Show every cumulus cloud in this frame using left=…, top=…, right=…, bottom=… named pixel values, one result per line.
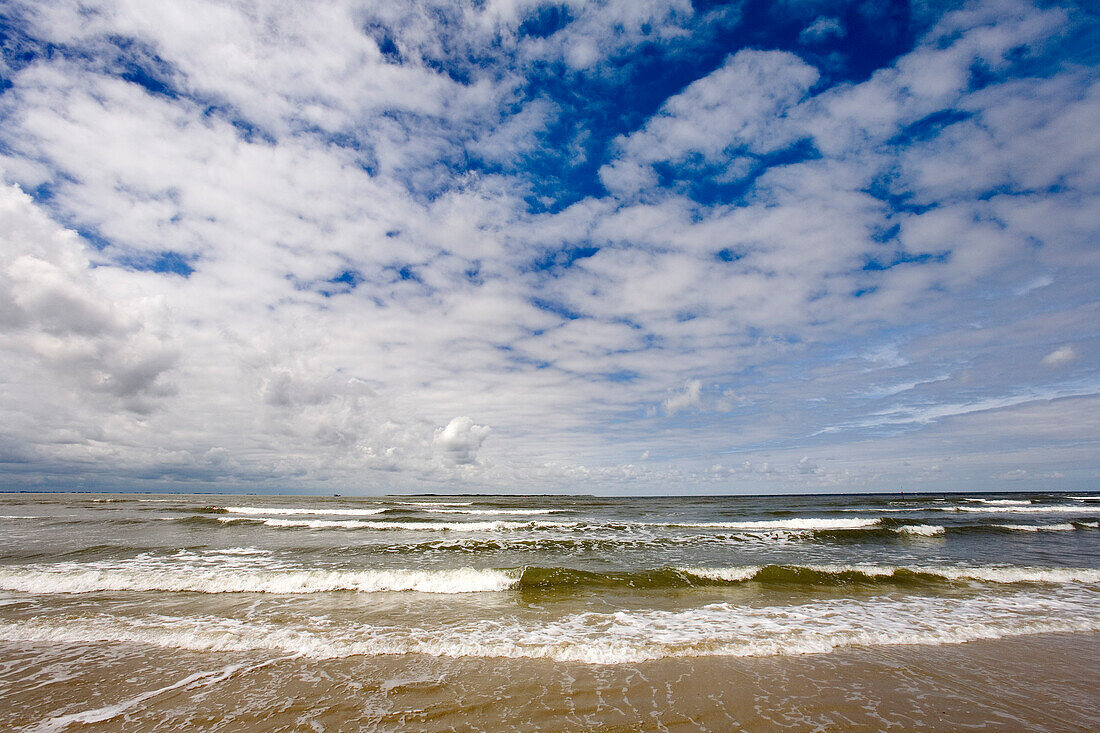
left=434, top=417, right=492, bottom=465
left=0, top=0, right=1096, bottom=493
left=0, top=184, right=177, bottom=411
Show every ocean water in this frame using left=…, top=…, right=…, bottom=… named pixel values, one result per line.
left=1, top=491, right=1098, bottom=730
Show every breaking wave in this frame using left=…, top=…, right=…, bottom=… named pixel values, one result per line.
left=417, top=508, right=564, bottom=515
left=213, top=517, right=581, bottom=531
left=951, top=505, right=1099, bottom=515
left=993, top=523, right=1078, bottom=532
left=658, top=518, right=881, bottom=531
left=3, top=590, right=1097, bottom=664
left=221, top=506, right=388, bottom=517
left=893, top=524, right=946, bottom=536
left=3, top=562, right=1096, bottom=595
left=0, top=565, right=518, bottom=594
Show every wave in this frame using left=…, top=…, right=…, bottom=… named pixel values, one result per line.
left=886, top=520, right=1093, bottom=535
left=191, top=514, right=880, bottom=533
left=0, top=565, right=518, bottom=594
left=217, top=517, right=380, bottom=529
left=3, top=562, right=1096, bottom=596
left=676, top=564, right=1100, bottom=586
left=950, top=506, right=1099, bottom=515
left=893, top=524, right=945, bottom=536
left=4, top=590, right=1097, bottom=664
left=396, top=501, right=474, bottom=507
left=660, top=518, right=881, bottom=531
left=963, top=498, right=1032, bottom=506
left=205, top=547, right=272, bottom=555
left=993, top=523, right=1078, bottom=532
left=222, top=506, right=388, bottom=517
left=418, top=508, right=564, bottom=515
left=843, top=504, right=1097, bottom=516
left=213, top=517, right=580, bottom=531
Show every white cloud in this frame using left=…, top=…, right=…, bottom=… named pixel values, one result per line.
left=664, top=379, right=703, bottom=414
left=1042, top=346, right=1077, bottom=367
left=0, top=0, right=1096, bottom=493
left=604, top=49, right=819, bottom=184
left=0, top=184, right=178, bottom=413
left=799, top=16, right=845, bottom=44
left=434, top=417, right=492, bottom=465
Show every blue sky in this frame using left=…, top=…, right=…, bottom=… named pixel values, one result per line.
left=0, top=0, right=1097, bottom=494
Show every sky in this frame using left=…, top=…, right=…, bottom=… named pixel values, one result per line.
left=0, top=0, right=1097, bottom=495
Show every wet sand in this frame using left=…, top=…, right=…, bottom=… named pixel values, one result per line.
left=3, top=632, right=1096, bottom=731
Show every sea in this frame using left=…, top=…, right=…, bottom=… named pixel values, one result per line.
left=1, top=491, right=1098, bottom=731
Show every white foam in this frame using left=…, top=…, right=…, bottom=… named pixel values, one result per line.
left=0, top=515, right=40, bottom=519
left=994, top=523, right=1078, bottom=532
left=665, top=518, right=881, bottom=531
left=217, top=517, right=378, bottom=529
left=951, top=505, right=1099, bottom=514
left=678, top=564, right=1100, bottom=585
left=396, top=501, right=473, bottom=507
left=205, top=547, right=271, bottom=555
left=6, top=589, right=1098, bottom=665
left=222, top=506, right=387, bottom=516
left=677, top=566, right=761, bottom=582
left=910, top=565, right=1100, bottom=584
left=217, top=517, right=579, bottom=531
left=963, top=498, right=1032, bottom=506
left=894, top=524, right=946, bottom=536
left=0, top=564, right=519, bottom=594
left=30, top=662, right=268, bottom=732
left=418, top=508, right=563, bottom=515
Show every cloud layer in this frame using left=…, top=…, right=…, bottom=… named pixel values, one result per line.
left=0, top=0, right=1097, bottom=493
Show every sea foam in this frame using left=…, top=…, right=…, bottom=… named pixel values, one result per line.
left=216, top=517, right=579, bottom=531
left=661, top=518, right=881, bottom=531
left=397, top=501, right=474, bottom=507
left=216, top=517, right=379, bottom=529
left=5, top=560, right=1096, bottom=595
left=952, top=505, right=1099, bottom=514
left=893, top=524, right=946, bottom=536
left=4, top=589, right=1097, bottom=664
left=418, top=508, right=563, bottom=515
left=676, top=564, right=1100, bottom=585
left=0, top=565, right=519, bottom=594
left=994, top=523, right=1078, bottom=532
left=222, top=506, right=388, bottom=516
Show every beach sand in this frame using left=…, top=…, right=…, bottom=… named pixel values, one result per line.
left=4, top=632, right=1096, bottom=731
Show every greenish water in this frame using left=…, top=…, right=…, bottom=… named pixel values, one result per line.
left=1, top=491, right=1098, bottom=729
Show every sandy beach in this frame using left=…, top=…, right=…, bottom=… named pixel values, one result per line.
left=4, top=632, right=1096, bottom=731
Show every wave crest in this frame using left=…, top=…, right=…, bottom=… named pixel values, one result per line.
left=5, top=590, right=1098, bottom=664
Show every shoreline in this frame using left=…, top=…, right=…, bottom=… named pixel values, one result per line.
left=4, top=632, right=1097, bottom=731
